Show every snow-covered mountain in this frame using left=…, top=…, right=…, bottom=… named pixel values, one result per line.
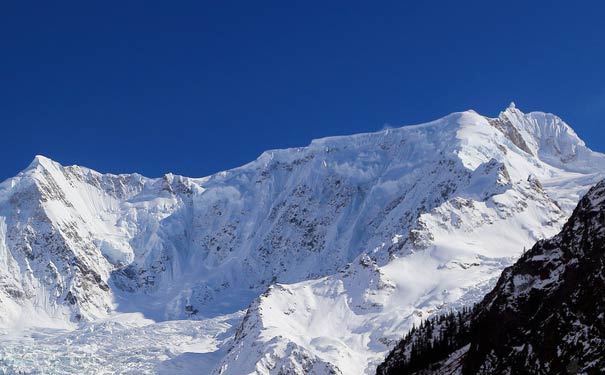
left=377, top=179, right=605, bottom=374
left=0, top=104, right=603, bottom=374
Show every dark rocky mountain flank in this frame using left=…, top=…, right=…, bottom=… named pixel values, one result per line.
left=377, top=180, right=605, bottom=375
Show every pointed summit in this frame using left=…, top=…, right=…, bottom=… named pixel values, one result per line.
left=29, top=154, right=53, bottom=167
left=502, top=101, right=522, bottom=116
left=25, top=155, right=60, bottom=173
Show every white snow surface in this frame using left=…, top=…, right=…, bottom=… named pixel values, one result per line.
left=0, top=104, right=604, bottom=374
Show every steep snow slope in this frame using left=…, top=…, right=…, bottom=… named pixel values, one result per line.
left=0, top=104, right=603, bottom=374
left=211, top=105, right=605, bottom=375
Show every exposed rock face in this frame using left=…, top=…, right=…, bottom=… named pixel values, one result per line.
left=487, top=109, right=534, bottom=156
left=377, top=180, right=605, bottom=375
left=465, top=179, right=605, bottom=374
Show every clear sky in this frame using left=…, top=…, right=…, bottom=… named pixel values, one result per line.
left=1, top=1, right=604, bottom=180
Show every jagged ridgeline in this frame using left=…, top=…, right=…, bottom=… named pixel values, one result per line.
left=377, top=180, right=605, bottom=375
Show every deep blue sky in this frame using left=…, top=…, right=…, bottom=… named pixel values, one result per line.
left=2, top=1, right=604, bottom=180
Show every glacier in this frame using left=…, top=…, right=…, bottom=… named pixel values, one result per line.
left=0, top=104, right=604, bottom=374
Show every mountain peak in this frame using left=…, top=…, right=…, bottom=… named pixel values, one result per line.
left=499, top=103, right=525, bottom=120
left=26, top=154, right=59, bottom=171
